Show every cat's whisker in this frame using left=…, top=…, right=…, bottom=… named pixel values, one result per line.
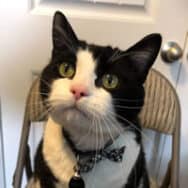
left=40, top=78, right=51, bottom=89
left=76, top=122, right=93, bottom=147
left=99, top=118, right=105, bottom=150
left=48, top=100, right=64, bottom=106
left=47, top=96, right=70, bottom=101
left=26, top=101, right=46, bottom=108
left=93, top=117, right=99, bottom=172
left=113, top=99, right=162, bottom=109
left=105, top=116, right=123, bottom=136
left=96, top=115, right=124, bottom=177
left=83, top=107, right=106, bottom=149
left=113, top=98, right=144, bottom=102
left=105, top=109, right=159, bottom=160
left=104, top=115, right=141, bottom=181
left=29, top=105, right=50, bottom=115
left=103, top=117, right=127, bottom=181
left=96, top=118, right=100, bottom=151
left=35, top=105, right=53, bottom=121
left=96, top=116, right=104, bottom=150
left=93, top=95, right=159, bottom=110
left=114, top=105, right=143, bottom=110
left=102, top=118, right=116, bottom=146
left=101, top=117, right=116, bottom=145
left=102, top=117, right=128, bottom=178
left=72, top=103, right=95, bottom=148
left=106, top=109, right=152, bottom=142
left=46, top=94, right=73, bottom=104
left=116, top=118, right=151, bottom=142
left=27, top=101, right=51, bottom=115
left=86, top=105, right=124, bottom=141
left=96, top=117, right=101, bottom=150
left=48, top=98, right=69, bottom=103
left=31, top=92, right=49, bottom=96
left=50, top=93, right=71, bottom=98
left=47, top=98, right=70, bottom=106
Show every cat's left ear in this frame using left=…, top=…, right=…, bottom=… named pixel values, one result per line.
left=125, top=33, right=162, bottom=81
left=52, top=11, right=79, bottom=52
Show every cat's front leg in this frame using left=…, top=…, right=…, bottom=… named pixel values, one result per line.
left=42, top=117, right=76, bottom=187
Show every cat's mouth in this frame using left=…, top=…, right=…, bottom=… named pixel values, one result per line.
left=49, top=100, right=94, bottom=122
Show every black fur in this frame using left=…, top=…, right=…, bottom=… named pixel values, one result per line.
left=32, top=11, right=162, bottom=188
left=34, top=142, right=57, bottom=188
left=125, top=146, right=150, bottom=188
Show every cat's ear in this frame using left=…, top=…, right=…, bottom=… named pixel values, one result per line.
left=125, top=34, right=162, bottom=81
left=52, top=11, right=78, bottom=52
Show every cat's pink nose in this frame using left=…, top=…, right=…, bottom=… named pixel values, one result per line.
left=70, top=85, right=88, bottom=100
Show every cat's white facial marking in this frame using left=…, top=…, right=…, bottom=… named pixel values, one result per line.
left=71, top=49, right=96, bottom=93
left=49, top=49, right=123, bottom=151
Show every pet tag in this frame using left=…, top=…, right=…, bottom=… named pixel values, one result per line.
left=69, top=165, right=85, bottom=188
left=69, top=175, right=85, bottom=188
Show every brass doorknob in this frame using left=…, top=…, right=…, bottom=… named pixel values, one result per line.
left=161, top=41, right=183, bottom=63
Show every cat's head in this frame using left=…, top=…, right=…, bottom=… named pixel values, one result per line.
left=40, top=11, right=162, bottom=150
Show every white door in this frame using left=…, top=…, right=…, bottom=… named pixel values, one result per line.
left=0, top=0, right=188, bottom=187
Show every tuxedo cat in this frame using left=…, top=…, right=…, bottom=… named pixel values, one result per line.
left=27, top=11, right=162, bottom=188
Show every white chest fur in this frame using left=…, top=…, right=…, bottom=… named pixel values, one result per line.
left=43, top=117, right=140, bottom=188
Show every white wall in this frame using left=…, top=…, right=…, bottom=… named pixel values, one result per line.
left=0, top=2, right=51, bottom=187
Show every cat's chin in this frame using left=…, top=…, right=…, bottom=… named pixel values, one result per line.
left=66, top=107, right=90, bottom=120
left=50, top=105, right=92, bottom=126
left=49, top=106, right=122, bottom=151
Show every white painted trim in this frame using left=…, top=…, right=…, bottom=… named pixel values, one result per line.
left=119, top=0, right=145, bottom=6
left=78, top=0, right=145, bottom=6
left=29, top=0, right=158, bottom=23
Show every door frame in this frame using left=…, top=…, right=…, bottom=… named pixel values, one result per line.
left=29, top=0, right=159, bottom=23
left=0, top=99, right=6, bottom=188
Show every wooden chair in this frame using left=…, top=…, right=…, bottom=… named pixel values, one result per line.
left=13, top=69, right=181, bottom=188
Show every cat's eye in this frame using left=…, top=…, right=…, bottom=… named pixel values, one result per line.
left=59, top=62, right=75, bottom=78
left=102, top=74, right=119, bottom=89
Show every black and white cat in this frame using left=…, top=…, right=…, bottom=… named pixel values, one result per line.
left=27, top=11, right=162, bottom=188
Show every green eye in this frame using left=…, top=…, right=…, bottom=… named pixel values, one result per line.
left=59, top=62, right=75, bottom=78
left=102, top=74, right=119, bottom=89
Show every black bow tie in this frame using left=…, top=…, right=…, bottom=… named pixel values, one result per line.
left=69, top=146, right=126, bottom=188
left=77, top=146, right=126, bottom=173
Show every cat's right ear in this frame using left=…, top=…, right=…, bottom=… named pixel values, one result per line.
left=52, top=11, right=78, bottom=52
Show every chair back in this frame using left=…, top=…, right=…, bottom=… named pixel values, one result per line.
left=13, top=68, right=181, bottom=188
